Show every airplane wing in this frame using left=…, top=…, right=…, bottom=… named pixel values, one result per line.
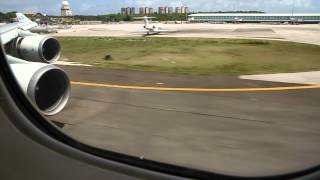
left=132, top=29, right=179, bottom=36
left=133, top=16, right=156, bottom=20
left=154, top=29, right=178, bottom=33
left=0, top=13, right=70, bottom=116
left=131, top=29, right=155, bottom=35
left=133, top=29, right=150, bottom=32
left=0, top=13, right=38, bottom=44
left=0, top=23, right=21, bottom=44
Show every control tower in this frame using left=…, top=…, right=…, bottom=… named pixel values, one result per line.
left=61, top=1, right=73, bottom=16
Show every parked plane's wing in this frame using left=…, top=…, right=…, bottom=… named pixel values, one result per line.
left=133, top=16, right=156, bottom=20
left=155, top=29, right=178, bottom=33
left=0, top=13, right=38, bottom=44
left=16, top=13, right=38, bottom=30
left=133, top=29, right=150, bottom=32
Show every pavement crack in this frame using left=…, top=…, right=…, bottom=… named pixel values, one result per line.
left=72, top=96, right=272, bottom=124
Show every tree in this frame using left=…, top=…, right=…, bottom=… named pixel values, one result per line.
left=0, top=11, right=17, bottom=22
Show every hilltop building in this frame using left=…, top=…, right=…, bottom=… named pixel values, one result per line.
left=61, top=0, right=72, bottom=16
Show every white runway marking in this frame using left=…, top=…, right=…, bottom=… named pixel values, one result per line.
left=54, top=61, right=92, bottom=67
left=240, top=71, right=320, bottom=85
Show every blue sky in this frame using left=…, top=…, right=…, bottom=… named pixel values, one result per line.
left=0, top=0, right=319, bottom=15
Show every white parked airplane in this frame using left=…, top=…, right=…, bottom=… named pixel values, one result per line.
left=16, top=13, right=58, bottom=34
left=0, top=13, right=70, bottom=116
left=136, top=16, right=177, bottom=35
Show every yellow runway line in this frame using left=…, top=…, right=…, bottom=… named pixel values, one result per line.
left=71, top=81, right=320, bottom=92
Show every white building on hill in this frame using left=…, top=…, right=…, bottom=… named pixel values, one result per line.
left=61, top=1, right=73, bottom=16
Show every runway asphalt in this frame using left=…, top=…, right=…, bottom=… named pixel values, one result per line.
left=55, top=23, right=320, bottom=45
left=50, top=65, right=320, bottom=177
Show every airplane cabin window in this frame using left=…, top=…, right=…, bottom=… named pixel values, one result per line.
left=1, top=0, right=320, bottom=179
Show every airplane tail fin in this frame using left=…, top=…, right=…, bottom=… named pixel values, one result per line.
left=16, top=13, right=33, bottom=23
left=133, top=16, right=155, bottom=28
left=16, top=13, right=38, bottom=30
left=143, top=17, right=150, bottom=27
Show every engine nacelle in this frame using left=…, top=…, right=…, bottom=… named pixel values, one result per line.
left=8, top=35, right=61, bottom=64
left=7, top=55, right=70, bottom=116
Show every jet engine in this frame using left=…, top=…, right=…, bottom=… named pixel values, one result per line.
left=7, top=35, right=61, bottom=64
left=7, top=55, right=70, bottom=116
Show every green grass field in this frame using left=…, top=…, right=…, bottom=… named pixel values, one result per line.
left=58, top=37, right=320, bottom=75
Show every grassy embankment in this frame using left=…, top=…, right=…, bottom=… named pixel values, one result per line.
left=58, top=37, right=320, bottom=75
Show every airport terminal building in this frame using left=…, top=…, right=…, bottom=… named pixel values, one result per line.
left=188, top=13, right=320, bottom=24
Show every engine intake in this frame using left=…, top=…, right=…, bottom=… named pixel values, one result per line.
left=28, top=65, right=70, bottom=115
left=8, top=55, right=70, bottom=116
left=9, top=35, right=61, bottom=64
